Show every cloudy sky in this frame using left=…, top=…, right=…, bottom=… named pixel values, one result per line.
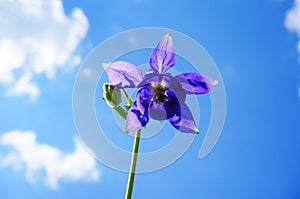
left=0, top=0, right=300, bottom=198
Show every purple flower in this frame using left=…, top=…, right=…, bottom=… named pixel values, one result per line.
left=103, top=34, right=217, bottom=134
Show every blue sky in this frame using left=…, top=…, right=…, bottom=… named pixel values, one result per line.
left=1, top=0, right=300, bottom=198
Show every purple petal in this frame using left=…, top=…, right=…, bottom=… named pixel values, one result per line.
left=125, top=102, right=149, bottom=133
left=138, top=73, right=186, bottom=105
left=175, top=73, right=218, bottom=94
left=149, top=102, right=167, bottom=121
left=149, top=34, right=176, bottom=74
left=103, top=61, right=143, bottom=88
left=169, top=104, right=199, bottom=134
left=149, top=89, right=180, bottom=120
left=137, top=71, right=158, bottom=87
left=136, top=86, right=152, bottom=114
left=161, top=73, right=186, bottom=105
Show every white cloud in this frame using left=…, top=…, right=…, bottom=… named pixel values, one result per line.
left=111, top=24, right=123, bottom=32
left=127, top=35, right=139, bottom=47
left=285, top=1, right=300, bottom=98
left=285, top=0, right=300, bottom=55
left=0, top=130, right=100, bottom=189
left=6, top=72, right=40, bottom=102
left=0, top=0, right=89, bottom=100
left=82, top=67, right=92, bottom=78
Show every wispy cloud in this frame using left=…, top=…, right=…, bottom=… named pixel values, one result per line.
left=127, top=35, right=139, bottom=47
left=0, top=0, right=89, bottom=101
left=285, top=0, right=300, bottom=56
left=5, top=72, right=40, bottom=102
left=285, top=0, right=300, bottom=98
left=0, top=130, right=100, bottom=189
left=111, top=24, right=123, bottom=33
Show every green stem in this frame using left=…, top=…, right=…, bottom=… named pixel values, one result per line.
left=113, top=106, right=127, bottom=120
left=125, top=129, right=141, bottom=199
left=122, top=89, right=133, bottom=106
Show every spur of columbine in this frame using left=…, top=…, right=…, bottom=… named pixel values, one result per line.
left=103, top=34, right=217, bottom=134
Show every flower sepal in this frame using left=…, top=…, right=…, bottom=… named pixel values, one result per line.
left=103, top=83, right=122, bottom=108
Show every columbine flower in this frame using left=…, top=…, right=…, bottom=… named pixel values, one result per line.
left=103, top=34, right=217, bottom=134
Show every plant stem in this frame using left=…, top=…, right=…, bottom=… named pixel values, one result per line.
left=122, top=89, right=133, bottom=106
left=125, top=129, right=141, bottom=199
left=113, top=106, right=127, bottom=120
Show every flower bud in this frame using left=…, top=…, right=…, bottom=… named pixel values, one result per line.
left=103, top=83, right=121, bottom=108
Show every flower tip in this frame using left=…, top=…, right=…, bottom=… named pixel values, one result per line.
left=195, top=128, right=200, bottom=134
left=124, top=128, right=130, bottom=134
left=102, top=63, right=108, bottom=68
left=213, top=80, right=218, bottom=86
left=164, top=33, right=173, bottom=42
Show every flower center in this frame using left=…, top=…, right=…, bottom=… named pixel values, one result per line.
left=152, top=84, right=167, bottom=104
